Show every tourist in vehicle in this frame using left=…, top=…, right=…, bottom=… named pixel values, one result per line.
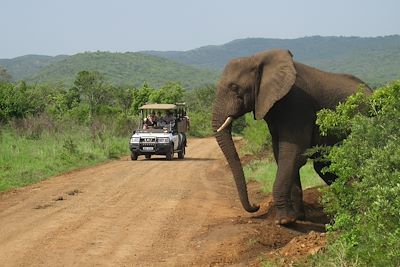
left=143, top=112, right=157, bottom=129
left=181, top=111, right=190, bottom=131
left=156, top=110, right=175, bottom=129
left=163, top=110, right=175, bottom=124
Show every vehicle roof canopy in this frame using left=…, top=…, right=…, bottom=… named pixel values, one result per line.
left=139, top=103, right=185, bottom=110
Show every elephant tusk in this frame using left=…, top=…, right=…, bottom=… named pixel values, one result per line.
left=217, top=117, right=234, bottom=132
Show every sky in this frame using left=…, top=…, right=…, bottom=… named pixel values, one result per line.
left=1, top=0, right=399, bottom=59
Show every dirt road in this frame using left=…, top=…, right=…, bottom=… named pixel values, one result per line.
left=0, top=138, right=328, bottom=266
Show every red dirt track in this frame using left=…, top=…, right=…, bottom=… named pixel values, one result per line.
left=0, top=138, right=328, bottom=266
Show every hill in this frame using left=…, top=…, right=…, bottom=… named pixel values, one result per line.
left=0, top=54, right=68, bottom=81
left=143, top=35, right=400, bottom=87
left=0, top=52, right=218, bottom=88
left=1, top=36, right=399, bottom=88
left=25, top=52, right=219, bottom=88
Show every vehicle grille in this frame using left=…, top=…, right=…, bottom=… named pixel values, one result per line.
left=140, top=137, right=156, bottom=146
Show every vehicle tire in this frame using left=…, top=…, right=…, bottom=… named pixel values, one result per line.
left=166, top=145, right=174, bottom=160
left=145, top=154, right=151, bottom=159
left=178, top=146, right=185, bottom=159
left=131, top=152, right=138, bottom=161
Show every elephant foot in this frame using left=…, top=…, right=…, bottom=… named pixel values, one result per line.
left=296, top=211, right=305, bottom=221
left=293, top=202, right=306, bottom=221
left=275, top=208, right=296, bottom=225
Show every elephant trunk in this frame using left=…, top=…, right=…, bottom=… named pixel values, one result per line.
left=212, top=105, right=260, bottom=213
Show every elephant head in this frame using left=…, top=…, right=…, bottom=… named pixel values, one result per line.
left=212, top=49, right=297, bottom=213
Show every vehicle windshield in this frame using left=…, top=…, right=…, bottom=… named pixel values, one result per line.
left=138, top=103, right=187, bottom=133
left=135, top=128, right=167, bottom=134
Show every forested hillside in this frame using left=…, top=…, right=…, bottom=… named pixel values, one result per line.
left=1, top=36, right=399, bottom=88
left=144, top=35, right=400, bottom=87
left=25, top=52, right=219, bottom=89
left=0, top=55, right=68, bottom=80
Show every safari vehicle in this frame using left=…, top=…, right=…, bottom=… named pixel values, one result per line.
left=129, top=103, right=189, bottom=160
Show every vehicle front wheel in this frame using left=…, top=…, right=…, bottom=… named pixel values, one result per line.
left=178, top=146, right=185, bottom=159
left=131, top=152, right=138, bottom=161
left=166, top=146, right=174, bottom=160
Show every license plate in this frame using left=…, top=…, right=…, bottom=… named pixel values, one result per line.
left=143, top=147, right=154, bottom=151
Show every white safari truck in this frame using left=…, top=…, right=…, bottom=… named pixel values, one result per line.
left=129, top=103, right=189, bottom=160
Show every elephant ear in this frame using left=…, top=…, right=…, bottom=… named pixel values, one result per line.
left=254, top=49, right=297, bottom=120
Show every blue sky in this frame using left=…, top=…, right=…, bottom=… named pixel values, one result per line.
left=1, top=0, right=399, bottom=58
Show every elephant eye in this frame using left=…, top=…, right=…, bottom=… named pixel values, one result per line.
left=230, top=83, right=239, bottom=92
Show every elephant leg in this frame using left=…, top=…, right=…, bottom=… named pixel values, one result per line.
left=271, top=123, right=303, bottom=219
left=291, top=171, right=305, bottom=220
left=271, top=124, right=311, bottom=225
left=273, top=149, right=307, bottom=225
left=313, top=161, right=337, bottom=185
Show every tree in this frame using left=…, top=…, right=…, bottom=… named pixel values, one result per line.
left=148, top=82, right=185, bottom=104
left=72, top=71, right=111, bottom=119
left=0, top=81, right=39, bottom=122
left=185, top=84, right=215, bottom=111
left=131, top=83, right=156, bottom=114
left=116, top=87, right=134, bottom=116
left=0, top=66, right=12, bottom=82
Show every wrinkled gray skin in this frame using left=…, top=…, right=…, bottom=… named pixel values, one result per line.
left=212, top=49, right=371, bottom=225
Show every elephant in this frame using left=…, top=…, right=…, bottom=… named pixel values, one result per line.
left=212, top=49, right=371, bottom=225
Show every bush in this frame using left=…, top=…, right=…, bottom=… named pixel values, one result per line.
left=313, top=81, right=400, bottom=266
left=242, top=113, right=272, bottom=155
left=0, top=123, right=128, bottom=192
left=188, top=111, right=213, bottom=137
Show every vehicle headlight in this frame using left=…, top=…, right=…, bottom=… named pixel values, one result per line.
left=130, top=137, right=140, bottom=143
left=157, top=137, right=169, bottom=143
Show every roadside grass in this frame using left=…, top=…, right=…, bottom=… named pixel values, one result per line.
left=0, top=127, right=128, bottom=192
left=244, top=159, right=325, bottom=194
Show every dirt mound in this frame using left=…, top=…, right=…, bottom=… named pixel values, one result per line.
left=267, top=231, right=326, bottom=266
left=190, top=184, right=329, bottom=266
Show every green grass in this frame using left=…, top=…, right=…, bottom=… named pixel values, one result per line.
left=244, top=159, right=325, bottom=194
left=0, top=127, right=128, bottom=192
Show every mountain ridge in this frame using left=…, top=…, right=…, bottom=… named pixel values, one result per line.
left=24, top=52, right=219, bottom=88
left=142, top=35, right=400, bottom=86
left=1, top=35, right=399, bottom=87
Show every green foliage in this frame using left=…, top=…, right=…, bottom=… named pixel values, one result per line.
left=188, top=111, right=212, bottom=137
left=73, top=70, right=117, bottom=119
left=145, top=35, right=400, bottom=87
left=185, top=85, right=215, bottom=111
left=313, top=81, right=400, bottom=266
left=0, top=66, right=12, bottom=82
left=0, top=125, right=128, bottom=192
left=130, top=82, right=186, bottom=115
left=4, top=36, right=400, bottom=90
left=241, top=113, right=272, bottom=155
left=131, top=83, right=155, bottom=113
left=148, top=82, right=185, bottom=104
left=0, top=55, right=67, bottom=81
left=0, top=81, right=47, bottom=122
left=23, top=52, right=219, bottom=89
left=316, top=86, right=371, bottom=138
left=185, top=85, right=216, bottom=137
left=115, top=86, right=134, bottom=115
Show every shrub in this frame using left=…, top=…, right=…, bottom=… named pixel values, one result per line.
left=314, top=81, right=400, bottom=266
left=242, top=113, right=272, bottom=155
left=188, top=111, right=213, bottom=137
